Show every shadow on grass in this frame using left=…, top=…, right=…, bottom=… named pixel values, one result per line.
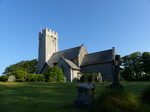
left=0, top=82, right=89, bottom=112
left=0, top=81, right=149, bottom=112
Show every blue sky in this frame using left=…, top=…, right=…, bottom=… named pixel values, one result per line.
left=0, top=0, right=150, bottom=75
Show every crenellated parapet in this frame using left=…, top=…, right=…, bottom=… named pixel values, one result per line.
left=39, top=28, right=58, bottom=39
left=38, top=27, right=58, bottom=73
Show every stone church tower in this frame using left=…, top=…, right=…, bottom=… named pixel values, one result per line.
left=38, top=28, right=58, bottom=73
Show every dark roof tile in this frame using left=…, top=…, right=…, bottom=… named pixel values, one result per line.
left=48, top=46, right=81, bottom=64
left=81, top=49, right=113, bottom=66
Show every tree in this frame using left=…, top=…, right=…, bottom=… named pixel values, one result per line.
left=141, top=52, right=150, bottom=76
left=129, top=52, right=142, bottom=79
left=44, top=66, right=64, bottom=82
left=121, top=52, right=142, bottom=80
left=121, top=55, right=134, bottom=80
left=3, top=59, right=38, bottom=75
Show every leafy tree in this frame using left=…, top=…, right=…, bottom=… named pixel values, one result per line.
left=3, top=59, right=38, bottom=75
left=23, top=59, right=38, bottom=74
left=121, top=52, right=142, bottom=80
left=129, top=52, right=142, bottom=79
left=141, top=52, right=150, bottom=76
left=44, top=66, right=64, bottom=82
left=121, top=55, right=134, bottom=80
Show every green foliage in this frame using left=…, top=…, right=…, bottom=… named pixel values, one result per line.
left=44, top=66, right=64, bottom=82
left=91, top=90, right=150, bottom=112
left=0, top=75, right=9, bottom=82
left=26, top=73, right=35, bottom=81
left=15, top=73, right=45, bottom=82
left=119, top=77, right=125, bottom=82
left=13, top=70, right=27, bottom=82
left=121, top=51, right=150, bottom=80
left=141, top=52, right=150, bottom=76
left=80, top=73, right=98, bottom=82
left=3, top=59, right=38, bottom=75
left=141, top=85, right=150, bottom=105
left=34, top=74, right=45, bottom=82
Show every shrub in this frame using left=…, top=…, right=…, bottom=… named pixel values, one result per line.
left=90, top=90, right=150, bottom=112
left=34, top=74, right=45, bottom=82
left=139, top=76, right=150, bottom=81
left=80, top=73, right=98, bottom=82
left=119, top=77, right=125, bottom=82
left=26, top=73, right=35, bottom=81
left=13, top=70, right=27, bottom=82
left=26, top=74, right=45, bottom=82
left=0, top=75, right=9, bottom=82
left=141, top=85, right=150, bottom=105
left=44, top=66, right=64, bottom=82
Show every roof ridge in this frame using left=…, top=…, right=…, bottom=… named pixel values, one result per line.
left=61, top=56, right=80, bottom=69
left=86, top=49, right=112, bottom=56
left=54, top=45, right=81, bottom=54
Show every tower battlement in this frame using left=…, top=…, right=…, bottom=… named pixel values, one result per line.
left=39, top=28, right=58, bottom=38
left=38, top=27, right=58, bottom=73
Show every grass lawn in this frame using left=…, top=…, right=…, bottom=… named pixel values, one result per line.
left=0, top=81, right=149, bottom=112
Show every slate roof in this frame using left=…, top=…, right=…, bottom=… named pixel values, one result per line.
left=48, top=46, right=81, bottom=64
left=62, top=56, right=80, bottom=70
left=81, top=49, right=113, bottom=66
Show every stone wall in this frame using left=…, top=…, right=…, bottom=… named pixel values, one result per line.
left=78, top=45, right=88, bottom=66
left=38, top=28, right=58, bottom=73
left=81, top=62, right=113, bottom=81
left=72, top=69, right=80, bottom=82
left=56, top=58, right=71, bottom=82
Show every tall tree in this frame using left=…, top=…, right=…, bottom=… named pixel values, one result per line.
left=129, top=52, right=142, bottom=79
left=121, top=52, right=142, bottom=80
left=121, top=55, right=134, bottom=80
left=141, top=52, right=150, bottom=76
left=3, top=59, right=38, bottom=75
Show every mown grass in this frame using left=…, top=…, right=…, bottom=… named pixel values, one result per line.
left=0, top=81, right=149, bottom=112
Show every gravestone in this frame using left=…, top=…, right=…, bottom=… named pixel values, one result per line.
left=63, top=77, right=66, bottom=82
left=97, top=72, right=102, bottom=83
left=92, top=74, right=95, bottom=83
left=83, top=74, right=88, bottom=83
left=74, top=83, right=95, bottom=109
left=8, top=75, right=16, bottom=82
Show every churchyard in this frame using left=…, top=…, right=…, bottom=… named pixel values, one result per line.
left=0, top=81, right=150, bottom=112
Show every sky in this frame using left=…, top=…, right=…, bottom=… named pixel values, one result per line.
left=0, top=0, right=150, bottom=75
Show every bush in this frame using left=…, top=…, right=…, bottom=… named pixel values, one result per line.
left=26, top=74, right=45, bottom=82
left=80, top=73, right=98, bottom=82
left=13, top=70, right=27, bottom=82
left=44, top=66, right=64, bottom=82
left=138, top=76, right=150, bottom=81
left=141, top=85, right=150, bottom=105
left=90, top=90, right=150, bottom=112
left=34, top=74, right=45, bottom=82
left=0, top=75, right=9, bottom=82
left=26, top=73, right=35, bottom=81
left=119, top=77, right=125, bottom=82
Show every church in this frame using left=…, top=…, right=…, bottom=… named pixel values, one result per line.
left=38, top=28, right=117, bottom=82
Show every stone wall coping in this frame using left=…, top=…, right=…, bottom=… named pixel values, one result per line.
left=76, top=83, right=94, bottom=89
